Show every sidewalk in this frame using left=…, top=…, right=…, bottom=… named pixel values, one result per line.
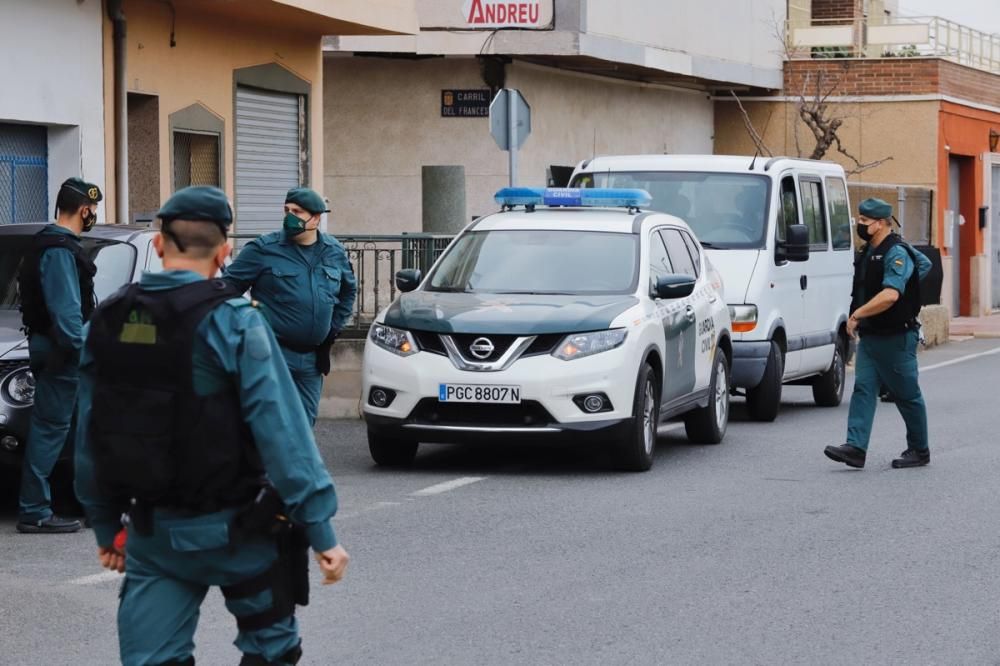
left=950, top=313, right=1000, bottom=339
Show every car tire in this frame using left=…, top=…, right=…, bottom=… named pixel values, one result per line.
left=615, top=363, right=659, bottom=472
left=746, top=340, right=783, bottom=422
left=812, top=336, right=846, bottom=407
left=684, top=349, right=730, bottom=444
left=368, top=429, right=418, bottom=467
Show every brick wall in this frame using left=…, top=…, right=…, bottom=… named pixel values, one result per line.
left=811, top=0, right=859, bottom=23
left=783, top=59, right=1000, bottom=109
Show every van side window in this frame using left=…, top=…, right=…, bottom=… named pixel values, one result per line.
left=649, top=231, right=673, bottom=285
left=825, top=177, right=853, bottom=250
left=660, top=229, right=697, bottom=278
left=680, top=231, right=701, bottom=278
left=799, top=179, right=829, bottom=248
left=777, top=176, right=799, bottom=242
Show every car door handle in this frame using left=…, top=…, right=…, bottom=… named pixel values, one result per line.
left=800, top=275, right=808, bottom=290
left=685, top=305, right=696, bottom=322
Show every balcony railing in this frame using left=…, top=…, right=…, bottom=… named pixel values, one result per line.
left=786, top=15, right=1000, bottom=74
left=230, top=233, right=454, bottom=336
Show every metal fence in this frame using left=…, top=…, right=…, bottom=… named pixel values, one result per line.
left=847, top=184, right=933, bottom=245
left=230, top=233, right=454, bottom=336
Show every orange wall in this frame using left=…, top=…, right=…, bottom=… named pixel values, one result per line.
left=937, top=101, right=999, bottom=315
left=102, top=0, right=324, bottom=223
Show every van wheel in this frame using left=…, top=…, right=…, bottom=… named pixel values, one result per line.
left=368, top=429, right=418, bottom=467
left=812, top=337, right=846, bottom=407
left=746, top=340, right=783, bottom=422
left=684, top=349, right=730, bottom=444
left=615, top=364, right=659, bottom=472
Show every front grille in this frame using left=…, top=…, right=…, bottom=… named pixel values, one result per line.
left=408, top=398, right=554, bottom=427
left=523, top=333, right=563, bottom=357
left=450, top=334, right=517, bottom=363
left=412, top=330, right=446, bottom=355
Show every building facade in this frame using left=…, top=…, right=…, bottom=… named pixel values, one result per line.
left=715, top=0, right=1000, bottom=317
left=100, top=0, right=418, bottom=232
left=324, top=0, right=785, bottom=234
left=0, top=0, right=106, bottom=224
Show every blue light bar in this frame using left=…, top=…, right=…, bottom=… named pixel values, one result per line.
left=494, top=187, right=653, bottom=210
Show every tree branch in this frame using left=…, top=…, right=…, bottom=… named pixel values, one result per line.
left=835, top=135, right=893, bottom=175
left=730, top=91, right=773, bottom=157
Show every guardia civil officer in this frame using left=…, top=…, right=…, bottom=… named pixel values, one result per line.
left=824, top=198, right=933, bottom=469
left=15, top=178, right=102, bottom=534
left=224, top=187, right=357, bottom=425
left=74, top=187, right=349, bottom=665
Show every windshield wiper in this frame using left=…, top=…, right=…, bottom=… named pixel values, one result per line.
left=427, top=286, right=471, bottom=293
left=698, top=241, right=719, bottom=248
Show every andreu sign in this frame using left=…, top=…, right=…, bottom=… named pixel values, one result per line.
left=455, top=0, right=553, bottom=29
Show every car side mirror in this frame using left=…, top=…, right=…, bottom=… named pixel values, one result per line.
left=395, top=268, right=422, bottom=293
left=778, top=223, right=810, bottom=263
left=654, top=274, right=696, bottom=300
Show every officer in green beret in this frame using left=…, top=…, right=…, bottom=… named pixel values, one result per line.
left=74, top=186, right=349, bottom=665
left=223, top=187, right=357, bottom=425
left=825, top=198, right=933, bottom=469
left=16, top=177, right=102, bottom=534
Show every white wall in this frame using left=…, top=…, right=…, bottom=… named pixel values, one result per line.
left=0, top=0, right=106, bottom=222
left=324, top=57, right=713, bottom=234
left=582, top=0, right=786, bottom=76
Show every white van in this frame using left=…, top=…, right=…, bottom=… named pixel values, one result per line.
left=570, top=155, right=854, bottom=421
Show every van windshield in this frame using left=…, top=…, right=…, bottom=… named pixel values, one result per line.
left=572, top=171, right=771, bottom=249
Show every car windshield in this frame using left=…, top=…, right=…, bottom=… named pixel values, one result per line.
left=572, top=171, right=771, bottom=249
left=427, top=229, right=639, bottom=295
left=0, top=234, right=137, bottom=309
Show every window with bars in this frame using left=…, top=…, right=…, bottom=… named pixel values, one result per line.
left=0, top=123, right=48, bottom=225
left=173, top=131, right=220, bottom=190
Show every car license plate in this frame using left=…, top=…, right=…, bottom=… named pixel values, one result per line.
left=438, top=383, right=521, bottom=404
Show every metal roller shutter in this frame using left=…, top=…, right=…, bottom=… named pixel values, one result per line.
left=234, top=87, right=301, bottom=237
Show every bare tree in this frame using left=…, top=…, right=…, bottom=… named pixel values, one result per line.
left=731, top=12, right=892, bottom=176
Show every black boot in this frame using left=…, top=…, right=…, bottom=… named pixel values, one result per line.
left=824, top=444, right=866, bottom=468
left=891, top=448, right=930, bottom=468
left=16, top=515, right=82, bottom=534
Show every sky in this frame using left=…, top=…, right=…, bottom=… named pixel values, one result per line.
left=897, top=0, right=1000, bottom=35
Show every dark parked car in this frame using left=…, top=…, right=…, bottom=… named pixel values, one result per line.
left=0, top=223, right=163, bottom=469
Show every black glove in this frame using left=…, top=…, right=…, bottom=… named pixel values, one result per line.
left=315, top=329, right=340, bottom=375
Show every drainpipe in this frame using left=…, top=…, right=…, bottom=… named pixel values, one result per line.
left=108, top=0, right=128, bottom=224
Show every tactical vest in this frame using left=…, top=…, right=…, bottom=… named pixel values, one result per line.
left=18, top=231, right=97, bottom=337
left=858, top=234, right=922, bottom=336
left=87, top=279, right=264, bottom=511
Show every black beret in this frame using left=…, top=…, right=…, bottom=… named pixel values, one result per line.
left=60, top=177, right=103, bottom=204
left=157, top=186, right=233, bottom=227
left=285, top=187, right=329, bottom=214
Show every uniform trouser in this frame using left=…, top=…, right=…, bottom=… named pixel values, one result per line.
left=846, top=329, right=929, bottom=452
left=19, top=338, right=79, bottom=523
left=278, top=346, right=323, bottom=426
left=118, top=509, right=300, bottom=666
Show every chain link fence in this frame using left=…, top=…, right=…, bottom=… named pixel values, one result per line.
left=173, top=131, right=221, bottom=189
left=847, top=183, right=933, bottom=245
left=0, top=123, right=48, bottom=225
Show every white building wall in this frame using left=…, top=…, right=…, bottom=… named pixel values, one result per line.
left=0, top=0, right=106, bottom=222
left=324, top=57, right=712, bottom=235
left=582, top=0, right=786, bottom=76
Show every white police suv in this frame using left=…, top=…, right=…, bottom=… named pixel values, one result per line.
left=362, top=188, right=733, bottom=471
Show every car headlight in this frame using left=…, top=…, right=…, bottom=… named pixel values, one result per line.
left=4, top=368, right=35, bottom=405
left=553, top=329, right=628, bottom=361
left=728, top=304, right=758, bottom=333
left=369, top=323, right=418, bottom=357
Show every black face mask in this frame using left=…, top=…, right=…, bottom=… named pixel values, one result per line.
left=82, top=211, right=96, bottom=233
left=857, top=223, right=871, bottom=242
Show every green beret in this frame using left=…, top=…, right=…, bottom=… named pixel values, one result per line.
left=285, top=187, right=329, bottom=214
left=60, top=177, right=103, bottom=204
left=858, top=198, right=892, bottom=220
left=157, top=186, right=233, bottom=227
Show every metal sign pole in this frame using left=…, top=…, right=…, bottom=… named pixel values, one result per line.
left=508, top=91, right=518, bottom=187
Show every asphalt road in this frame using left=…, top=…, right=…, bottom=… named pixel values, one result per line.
left=2, top=338, right=1000, bottom=665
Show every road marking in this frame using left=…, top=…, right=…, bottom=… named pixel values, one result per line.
left=921, top=345, right=1000, bottom=373
left=68, top=571, right=122, bottom=586
left=411, top=477, right=486, bottom=497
